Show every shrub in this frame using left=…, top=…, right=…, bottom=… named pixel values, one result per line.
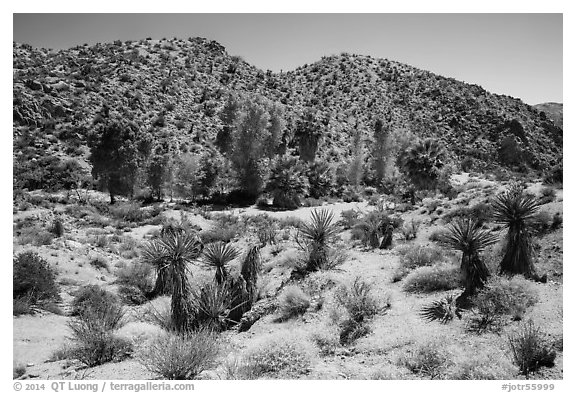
left=116, top=261, right=154, bottom=294
left=89, top=255, right=110, bottom=271
left=475, top=276, right=538, bottom=319
left=508, top=320, right=556, bottom=376
left=310, top=328, right=340, bottom=356
left=449, top=350, right=516, bottom=379
left=51, top=218, right=64, bottom=237
left=138, top=330, right=220, bottom=380
left=339, top=209, right=360, bottom=229
left=278, top=285, right=310, bottom=320
left=394, top=244, right=449, bottom=280
left=403, top=263, right=461, bottom=293
left=240, top=336, right=312, bottom=378
left=442, top=202, right=492, bottom=226
left=401, top=219, right=420, bottom=240
left=13, top=251, right=60, bottom=306
left=469, top=276, right=539, bottom=332
left=334, top=277, right=384, bottom=323
left=401, top=340, right=453, bottom=379
left=17, top=227, right=54, bottom=246
left=13, top=363, right=26, bottom=379
left=339, top=319, right=372, bottom=345
left=71, top=285, right=121, bottom=320
left=199, top=228, right=238, bottom=244
left=67, top=303, right=131, bottom=367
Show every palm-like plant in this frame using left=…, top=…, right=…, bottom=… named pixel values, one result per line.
left=141, top=240, right=172, bottom=298
left=420, top=294, right=463, bottom=324
left=397, top=138, right=446, bottom=190
left=297, top=209, right=340, bottom=271
left=142, top=231, right=203, bottom=334
left=492, top=185, right=540, bottom=278
left=200, top=242, right=240, bottom=285
left=442, top=218, right=498, bottom=299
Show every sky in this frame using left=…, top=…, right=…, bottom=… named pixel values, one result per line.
left=13, top=13, right=562, bottom=105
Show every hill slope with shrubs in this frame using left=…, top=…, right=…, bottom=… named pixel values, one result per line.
left=13, top=37, right=562, bottom=197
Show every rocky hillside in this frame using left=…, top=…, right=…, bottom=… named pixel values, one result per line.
left=13, top=37, right=563, bottom=185
left=533, top=102, right=563, bottom=129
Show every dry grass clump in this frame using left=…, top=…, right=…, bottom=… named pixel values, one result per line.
left=508, top=320, right=557, bottom=377
left=67, top=300, right=131, bottom=367
left=400, top=339, right=454, bottom=379
left=138, top=329, right=220, bottom=380
left=277, top=285, right=311, bottom=320
left=235, top=334, right=313, bottom=379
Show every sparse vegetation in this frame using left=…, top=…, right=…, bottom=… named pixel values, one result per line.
left=138, top=330, right=220, bottom=380
left=508, top=320, right=556, bottom=376
left=278, top=285, right=311, bottom=320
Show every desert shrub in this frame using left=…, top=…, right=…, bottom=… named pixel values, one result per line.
left=540, top=186, right=556, bottom=203
left=401, top=340, right=453, bottom=379
left=551, top=212, right=562, bottom=230
left=339, top=319, right=372, bottom=345
left=13, top=251, right=60, bottom=307
left=278, top=285, right=311, bottom=320
left=339, top=209, right=360, bottom=229
left=508, top=320, right=556, bottom=376
left=449, top=350, right=516, bottom=379
left=352, top=210, right=399, bottom=249
left=543, top=163, right=562, bottom=185
left=139, top=296, right=173, bottom=331
left=116, top=261, right=154, bottom=294
left=13, top=363, right=26, bottom=379
left=198, top=228, right=238, bottom=244
left=442, top=202, right=492, bottom=225
left=51, top=218, right=64, bottom=237
left=394, top=244, right=449, bottom=281
left=277, top=216, right=302, bottom=230
left=13, top=297, right=34, bottom=316
left=138, top=330, right=220, bottom=380
left=310, top=328, right=340, bottom=356
left=89, top=255, right=110, bottom=271
left=469, top=276, right=538, bottom=332
left=428, top=228, right=446, bottom=243
left=17, top=227, right=54, bottom=246
left=401, top=219, right=420, bottom=240
left=70, top=285, right=121, bottom=319
left=334, top=277, right=384, bottom=324
left=403, top=263, right=461, bottom=293
left=108, top=202, right=147, bottom=223
left=240, top=336, right=312, bottom=378
left=67, top=303, right=131, bottom=367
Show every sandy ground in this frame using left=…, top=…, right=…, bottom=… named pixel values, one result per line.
left=13, top=177, right=563, bottom=380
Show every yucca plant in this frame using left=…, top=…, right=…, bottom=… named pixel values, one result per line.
left=200, top=242, right=240, bottom=286
left=143, top=231, right=203, bottom=334
left=189, top=282, right=234, bottom=332
left=442, top=218, right=498, bottom=299
left=492, top=185, right=541, bottom=278
left=141, top=240, right=172, bottom=298
left=241, top=245, right=262, bottom=305
left=420, top=294, right=462, bottom=324
left=296, top=209, right=340, bottom=271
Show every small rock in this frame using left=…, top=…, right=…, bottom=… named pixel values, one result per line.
left=26, top=363, right=34, bottom=367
